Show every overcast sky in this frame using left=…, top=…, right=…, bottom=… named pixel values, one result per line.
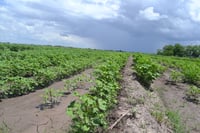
left=0, top=0, right=200, bottom=52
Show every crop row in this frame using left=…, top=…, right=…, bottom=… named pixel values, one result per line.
left=0, top=44, right=125, bottom=98
left=67, top=53, right=129, bottom=132
left=150, top=55, right=200, bottom=86
left=133, top=54, right=165, bottom=88
left=136, top=54, right=200, bottom=104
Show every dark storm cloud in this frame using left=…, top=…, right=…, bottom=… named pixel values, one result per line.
left=0, top=0, right=200, bottom=52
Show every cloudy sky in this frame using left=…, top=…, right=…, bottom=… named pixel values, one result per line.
left=0, top=0, right=200, bottom=52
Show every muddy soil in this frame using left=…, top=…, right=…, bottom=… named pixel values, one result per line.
left=108, top=56, right=170, bottom=133
left=152, top=71, right=200, bottom=133
left=0, top=69, right=93, bottom=133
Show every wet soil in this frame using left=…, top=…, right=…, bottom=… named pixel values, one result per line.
left=0, top=69, right=93, bottom=133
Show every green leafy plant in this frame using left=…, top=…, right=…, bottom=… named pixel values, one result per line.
left=148, top=54, right=200, bottom=86
left=67, top=92, right=107, bottom=133
left=67, top=54, right=129, bottom=132
left=186, top=86, right=200, bottom=104
left=170, top=70, right=183, bottom=84
left=41, top=88, right=62, bottom=108
left=133, top=54, right=163, bottom=88
left=1, top=43, right=130, bottom=98
left=182, top=64, right=200, bottom=85
left=3, top=77, right=37, bottom=96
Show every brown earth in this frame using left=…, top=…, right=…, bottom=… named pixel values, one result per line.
left=108, top=56, right=170, bottom=133
left=0, top=69, right=93, bottom=133
left=152, top=71, right=200, bottom=133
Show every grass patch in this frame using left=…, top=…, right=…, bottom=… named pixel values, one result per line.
left=0, top=122, right=10, bottom=133
left=166, top=110, right=186, bottom=133
left=151, top=111, right=165, bottom=125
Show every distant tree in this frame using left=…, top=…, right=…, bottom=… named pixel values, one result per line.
left=191, top=45, right=200, bottom=57
left=157, top=49, right=163, bottom=55
left=157, top=44, right=200, bottom=57
left=185, top=45, right=193, bottom=57
left=173, top=43, right=185, bottom=57
left=162, top=45, right=174, bottom=56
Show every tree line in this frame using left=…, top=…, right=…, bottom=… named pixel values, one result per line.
left=157, top=44, right=200, bottom=57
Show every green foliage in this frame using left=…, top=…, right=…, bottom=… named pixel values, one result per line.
left=64, top=74, right=91, bottom=92
left=158, top=43, right=200, bottom=57
left=159, top=44, right=174, bottom=56
left=67, top=54, right=129, bottom=132
left=3, top=77, right=37, bottom=96
left=150, top=54, right=200, bottom=86
left=150, top=103, right=167, bottom=125
left=0, top=43, right=129, bottom=98
left=133, top=54, right=163, bottom=88
left=0, top=121, right=10, bottom=133
left=186, top=86, right=200, bottom=104
left=41, top=88, right=62, bottom=107
left=166, top=110, right=186, bottom=133
left=67, top=94, right=107, bottom=133
left=170, top=70, right=183, bottom=83
left=173, top=43, right=185, bottom=57
left=34, top=69, right=57, bottom=87
left=182, top=64, right=200, bottom=85
left=151, top=111, right=165, bottom=125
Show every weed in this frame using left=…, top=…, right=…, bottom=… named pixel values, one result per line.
left=0, top=121, right=10, bottom=133
left=131, top=108, right=137, bottom=118
left=41, top=88, right=62, bottom=108
left=151, top=111, right=165, bottom=125
left=186, top=86, right=200, bottom=104
left=136, top=97, right=145, bottom=105
left=127, top=96, right=137, bottom=106
left=170, top=70, right=183, bottom=84
left=166, top=110, right=186, bottom=133
left=150, top=103, right=168, bottom=125
left=140, top=122, right=146, bottom=129
left=64, top=74, right=92, bottom=93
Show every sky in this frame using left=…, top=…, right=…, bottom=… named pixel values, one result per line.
left=0, top=0, right=200, bottom=53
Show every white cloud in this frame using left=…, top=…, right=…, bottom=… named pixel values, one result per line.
left=188, top=0, right=200, bottom=22
left=0, top=25, right=7, bottom=30
left=0, top=6, right=7, bottom=12
left=1, top=0, right=105, bottom=48
left=4, top=0, right=121, bottom=20
left=139, top=6, right=167, bottom=21
left=62, top=34, right=99, bottom=48
left=59, top=0, right=121, bottom=20
left=36, top=32, right=98, bottom=49
left=1, top=0, right=200, bottom=52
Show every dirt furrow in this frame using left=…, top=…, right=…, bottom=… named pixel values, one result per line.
left=108, top=56, right=170, bottom=133
left=152, top=71, right=200, bottom=133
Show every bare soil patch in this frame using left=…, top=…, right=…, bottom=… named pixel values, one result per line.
left=0, top=69, right=93, bottom=133
left=108, top=56, right=170, bottom=133
left=152, top=71, right=200, bottom=133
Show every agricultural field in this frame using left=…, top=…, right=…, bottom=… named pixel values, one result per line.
left=0, top=43, right=200, bottom=133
